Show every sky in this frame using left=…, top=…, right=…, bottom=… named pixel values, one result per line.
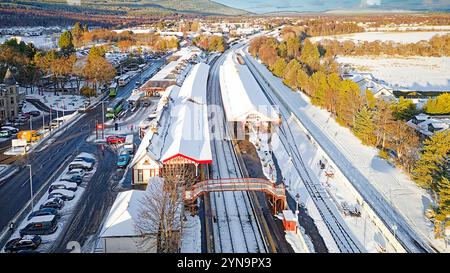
left=212, top=0, right=450, bottom=14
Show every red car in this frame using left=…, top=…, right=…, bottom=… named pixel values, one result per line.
left=106, top=135, right=126, bottom=144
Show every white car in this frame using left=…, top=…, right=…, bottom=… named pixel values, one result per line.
left=68, top=160, right=93, bottom=171
left=48, top=189, right=75, bottom=201
left=49, top=181, right=77, bottom=193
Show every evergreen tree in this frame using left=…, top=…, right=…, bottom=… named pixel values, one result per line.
left=309, top=71, right=328, bottom=107
left=424, top=93, right=450, bottom=115
left=299, top=39, right=320, bottom=72
left=392, top=97, right=417, bottom=120
left=271, top=57, right=287, bottom=78
left=365, top=89, right=376, bottom=109
left=296, top=68, right=310, bottom=95
left=58, top=30, right=74, bottom=56
left=353, top=106, right=376, bottom=145
left=283, top=59, right=301, bottom=90
left=414, top=130, right=450, bottom=190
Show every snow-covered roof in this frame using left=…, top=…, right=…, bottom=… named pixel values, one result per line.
left=220, top=52, right=279, bottom=122
left=160, top=63, right=212, bottom=164
left=148, top=47, right=199, bottom=82
left=99, top=190, right=146, bottom=238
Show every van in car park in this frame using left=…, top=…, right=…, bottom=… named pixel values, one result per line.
left=49, top=181, right=77, bottom=193
left=19, top=215, right=58, bottom=236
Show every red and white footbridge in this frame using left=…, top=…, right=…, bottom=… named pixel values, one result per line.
left=184, top=178, right=287, bottom=214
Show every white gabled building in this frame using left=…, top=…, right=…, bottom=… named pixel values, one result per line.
left=131, top=63, right=212, bottom=188
left=219, top=52, right=280, bottom=140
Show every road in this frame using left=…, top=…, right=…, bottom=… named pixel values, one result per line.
left=0, top=59, right=165, bottom=250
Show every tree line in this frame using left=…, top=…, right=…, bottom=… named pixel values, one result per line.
left=250, top=33, right=450, bottom=236
left=319, top=34, right=450, bottom=57
left=192, top=35, right=226, bottom=53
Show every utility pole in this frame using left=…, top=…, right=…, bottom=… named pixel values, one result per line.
left=29, top=116, right=33, bottom=143
left=102, top=101, right=105, bottom=139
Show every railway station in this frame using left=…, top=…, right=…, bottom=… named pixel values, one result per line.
left=131, top=62, right=212, bottom=189
left=139, top=47, right=200, bottom=97
left=219, top=52, right=280, bottom=141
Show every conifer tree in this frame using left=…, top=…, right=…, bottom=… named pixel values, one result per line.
left=353, top=106, right=376, bottom=145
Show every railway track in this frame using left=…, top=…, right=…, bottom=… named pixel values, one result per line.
left=206, top=52, right=266, bottom=253
left=242, top=49, right=434, bottom=253
left=240, top=49, right=363, bottom=253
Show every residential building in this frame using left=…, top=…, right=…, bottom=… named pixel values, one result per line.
left=0, top=69, right=19, bottom=125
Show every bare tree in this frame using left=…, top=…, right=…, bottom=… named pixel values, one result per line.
left=135, top=164, right=196, bottom=253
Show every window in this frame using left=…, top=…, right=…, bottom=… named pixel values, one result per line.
left=11, top=110, right=14, bottom=117
left=10, top=97, right=14, bottom=104
left=137, top=169, right=143, bottom=182
left=0, top=99, right=4, bottom=107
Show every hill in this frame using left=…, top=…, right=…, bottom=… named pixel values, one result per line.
left=2, top=0, right=250, bottom=16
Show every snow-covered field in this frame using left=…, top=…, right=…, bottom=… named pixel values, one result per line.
left=27, top=93, right=87, bottom=112
left=338, top=56, right=450, bottom=91
left=311, top=31, right=450, bottom=44
left=0, top=35, right=58, bottom=50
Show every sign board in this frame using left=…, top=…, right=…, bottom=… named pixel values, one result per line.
left=12, top=139, right=27, bottom=147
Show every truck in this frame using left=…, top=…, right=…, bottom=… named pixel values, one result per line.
left=17, top=130, right=43, bottom=143
left=124, top=135, right=134, bottom=154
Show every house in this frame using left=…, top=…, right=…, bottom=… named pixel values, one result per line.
left=0, top=68, right=19, bottom=125
left=407, top=113, right=450, bottom=137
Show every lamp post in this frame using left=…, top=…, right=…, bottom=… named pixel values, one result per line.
left=101, top=101, right=105, bottom=139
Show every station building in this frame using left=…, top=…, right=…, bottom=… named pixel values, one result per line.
left=219, top=53, right=280, bottom=141
left=130, top=62, right=212, bottom=189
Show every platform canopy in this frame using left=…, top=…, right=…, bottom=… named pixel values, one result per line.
left=160, top=63, right=212, bottom=165
left=219, top=52, right=279, bottom=123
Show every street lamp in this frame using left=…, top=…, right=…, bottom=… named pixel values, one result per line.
left=26, top=164, right=34, bottom=213
left=101, top=101, right=105, bottom=139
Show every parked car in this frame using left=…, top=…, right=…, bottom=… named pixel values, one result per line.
left=40, top=197, right=64, bottom=210
left=27, top=208, right=59, bottom=221
left=60, top=174, right=83, bottom=185
left=48, top=189, right=75, bottom=201
left=1, top=126, right=19, bottom=134
left=66, top=168, right=86, bottom=177
left=24, top=111, right=41, bottom=117
left=4, top=235, right=42, bottom=253
left=68, top=161, right=93, bottom=171
left=0, top=130, right=11, bottom=138
left=73, top=156, right=95, bottom=164
left=19, top=215, right=58, bottom=236
left=48, top=181, right=77, bottom=193
left=117, top=153, right=131, bottom=169
left=106, top=135, right=126, bottom=145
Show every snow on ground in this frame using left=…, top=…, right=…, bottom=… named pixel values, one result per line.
left=21, top=101, right=42, bottom=114
left=311, top=31, right=450, bottom=44
left=0, top=35, right=58, bottom=50
left=337, top=56, right=450, bottom=91
left=3, top=153, right=96, bottom=253
left=365, top=25, right=450, bottom=32
left=180, top=214, right=202, bottom=253
left=27, top=93, right=87, bottom=112
left=285, top=231, right=309, bottom=253
left=245, top=50, right=447, bottom=252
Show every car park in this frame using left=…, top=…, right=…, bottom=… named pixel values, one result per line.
left=40, top=197, right=64, bottom=210
left=4, top=235, right=42, bottom=253
left=27, top=208, right=59, bottom=221
left=48, top=189, right=75, bottom=201
left=49, top=181, right=77, bottom=193
left=20, top=215, right=58, bottom=236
